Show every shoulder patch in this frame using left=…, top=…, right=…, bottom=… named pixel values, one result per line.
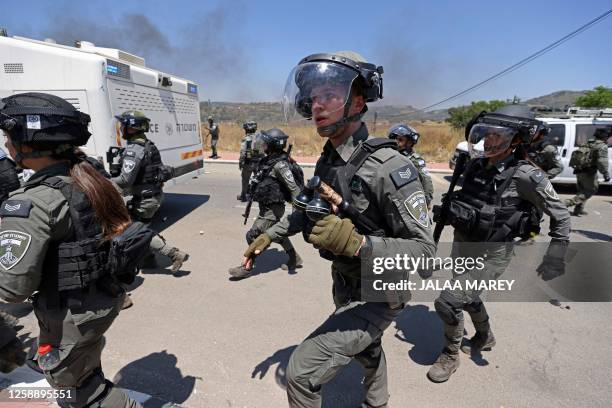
left=390, top=163, right=417, bottom=189
left=543, top=180, right=559, bottom=200
left=529, top=169, right=546, bottom=184
left=0, top=230, right=32, bottom=270
left=403, top=191, right=429, bottom=228
left=126, top=150, right=136, bottom=157
left=282, top=169, right=295, bottom=184
left=0, top=200, right=33, bottom=218
left=122, top=158, right=136, bottom=173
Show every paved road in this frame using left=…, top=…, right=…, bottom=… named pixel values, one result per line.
left=2, top=162, right=611, bottom=407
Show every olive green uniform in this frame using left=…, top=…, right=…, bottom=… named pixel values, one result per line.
left=529, top=143, right=564, bottom=179
left=247, top=159, right=301, bottom=253
left=432, top=156, right=570, bottom=379
left=208, top=122, right=220, bottom=157
left=111, top=136, right=175, bottom=260
left=0, top=163, right=141, bottom=407
left=402, top=149, right=434, bottom=206
left=566, top=139, right=610, bottom=213
left=266, top=124, right=435, bottom=408
left=239, top=132, right=262, bottom=200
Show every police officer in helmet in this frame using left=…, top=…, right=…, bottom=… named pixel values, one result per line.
left=207, top=116, right=220, bottom=159
left=0, top=93, right=143, bottom=407
left=429, top=104, right=570, bottom=383
left=243, top=51, right=435, bottom=407
left=238, top=120, right=262, bottom=202
left=229, top=127, right=303, bottom=278
left=112, top=111, right=189, bottom=275
left=527, top=124, right=564, bottom=179
left=388, top=124, right=434, bottom=207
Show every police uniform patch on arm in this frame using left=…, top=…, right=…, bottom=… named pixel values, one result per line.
left=283, top=169, right=295, bottom=183
left=0, top=230, right=32, bottom=270
left=390, top=164, right=417, bottom=189
left=403, top=191, right=429, bottom=228
left=122, top=158, right=136, bottom=173
left=529, top=169, right=546, bottom=184
left=544, top=180, right=559, bottom=200
left=0, top=200, right=33, bottom=218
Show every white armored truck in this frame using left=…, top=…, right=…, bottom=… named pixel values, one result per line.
left=0, top=30, right=204, bottom=182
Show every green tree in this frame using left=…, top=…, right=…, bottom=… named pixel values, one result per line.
left=446, top=100, right=507, bottom=130
left=575, top=86, right=612, bottom=108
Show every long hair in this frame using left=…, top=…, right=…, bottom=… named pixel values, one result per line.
left=69, top=160, right=132, bottom=240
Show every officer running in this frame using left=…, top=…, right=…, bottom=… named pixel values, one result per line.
left=242, top=51, right=435, bottom=407
left=0, top=92, right=143, bottom=407
left=429, top=104, right=571, bottom=383
left=238, top=120, right=263, bottom=202
left=564, top=127, right=610, bottom=216
left=527, top=125, right=564, bottom=179
left=112, top=111, right=189, bottom=275
left=229, top=128, right=303, bottom=278
left=207, top=116, right=220, bottom=159
left=388, top=123, right=434, bottom=208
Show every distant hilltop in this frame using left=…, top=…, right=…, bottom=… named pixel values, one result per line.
left=200, top=90, right=588, bottom=124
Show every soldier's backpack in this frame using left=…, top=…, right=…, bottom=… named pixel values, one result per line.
left=569, top=142, right=595, bottom=171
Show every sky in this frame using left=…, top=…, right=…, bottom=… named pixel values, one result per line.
left=2, top=0, right=611, bottom=109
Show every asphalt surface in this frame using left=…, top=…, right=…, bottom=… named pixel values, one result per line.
left=4, top=162, right=612, bottom=407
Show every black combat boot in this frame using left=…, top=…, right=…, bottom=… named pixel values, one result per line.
left=281, top=250, right=303, bottom=271
left=461, top=329, right=496, bottom=354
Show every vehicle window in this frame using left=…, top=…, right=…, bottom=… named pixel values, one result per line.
left=575, top=124, right=612, bottom=147
left=545, top=124, right=565, bottom=146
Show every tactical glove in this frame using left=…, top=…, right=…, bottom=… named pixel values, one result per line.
left=536, top=240, right=568, bottom=281
left=604, top=174, right=610, bottom=182
left=244, top=233, right=272, bottom=259
left=308, top=215, right=363, bottom=257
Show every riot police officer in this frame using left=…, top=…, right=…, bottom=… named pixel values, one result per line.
left=388, top=123, right=434, bottom=207
left=527, top=124, right=564, bottom=179
left=229, top=128, right=303, bottom=278
left=564, top=127, right=610, bottom=216
left=242, top=51, right=435, bottom=407
left=0, top=147, right=20, bottom=203
left=0, top=92, right=143, bottom=407
left=238, top=120, right=263, bottom=202
left=429, top=104, right=570, bottom=383
left=207, top=116, right=220, bottom=159
left=112, top=111, right=189, bottom=275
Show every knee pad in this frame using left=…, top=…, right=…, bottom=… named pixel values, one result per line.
left=434, top=297, right=462, bottom=326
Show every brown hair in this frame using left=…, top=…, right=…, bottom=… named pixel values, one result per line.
left=70, top=160, right=131, bottom=240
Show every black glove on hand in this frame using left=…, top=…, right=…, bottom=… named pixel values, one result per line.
left=537, top=240, right=568, bottom=281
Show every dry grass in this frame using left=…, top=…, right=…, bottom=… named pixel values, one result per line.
left=202, top=120, right=462, bottom=163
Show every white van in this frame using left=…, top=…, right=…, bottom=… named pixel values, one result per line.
left=0, top=32, right=204, bottom=182
left=537, top=108, right=612, bottom=185
left=449, top=107, right=612, bottom=185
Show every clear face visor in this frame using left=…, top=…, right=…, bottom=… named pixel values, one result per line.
left=468, top=123, right=518, bottom=158
left=282, top=61, right=358, bottom=124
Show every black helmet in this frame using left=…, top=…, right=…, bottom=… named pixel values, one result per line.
left=115, top=110, right=150, bottom=138
left=388, top=124, right=419, bottom=144
left=465, top=104, right=543, bottom=158
left=0, top=93, right=91, bottom=162
left=243, top=120, right=257, bottom=133
left=260, top=128, right=289, bottom=153
left=283, top=51, right=383, bottom=135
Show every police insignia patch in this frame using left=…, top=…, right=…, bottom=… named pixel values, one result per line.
left=283, top=169, right=295, bottom=183
left=0, top=230, right=32, bottom=270
left=404, top=191, right=429, bottom=228
left=122, top=159, right=136, bottom=173
left=544, top=180, right=559, bottom=200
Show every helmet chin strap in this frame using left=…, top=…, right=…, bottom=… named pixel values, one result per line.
left=316, top=87, right=367, bottom=136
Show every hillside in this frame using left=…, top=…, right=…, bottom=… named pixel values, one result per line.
left=199, top=90, right=589, bottom=124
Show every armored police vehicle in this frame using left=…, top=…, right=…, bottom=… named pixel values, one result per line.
left=450, top=107, right=612, bottom=185
left=0, top=30, right=204, bottom=182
